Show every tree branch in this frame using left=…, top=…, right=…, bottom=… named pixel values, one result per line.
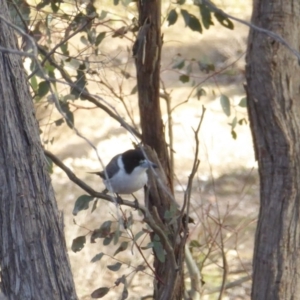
left=45, top=149, right=179, bottom=273
left=200, top=0, right=300, bottom=62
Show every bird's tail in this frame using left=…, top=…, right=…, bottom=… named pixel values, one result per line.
left=88, top=171, right=105, bottom=179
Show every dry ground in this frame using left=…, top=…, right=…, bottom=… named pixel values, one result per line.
left=43, top=1, right=257, bottom=299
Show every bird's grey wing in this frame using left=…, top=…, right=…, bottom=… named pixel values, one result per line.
left=103, top=154, right=120, bottom=179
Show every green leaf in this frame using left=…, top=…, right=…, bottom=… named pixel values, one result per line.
left=38, top=81, right=50, bottom=98
left=54, top=118, right=64, bottom=126
left=121, top=69, right=130, bottom=79
left=31, top=76, right=38, bottom=91
left=172, top=59, right=185, bottom=69
left=231, top=130, right=237, bottom=139
left=91, top=287, right=110, bottom=298
left=198, top=61, right=215, bottom=73
left=181, top=9, right=190, bottom=27
left=71, top=236, right=86, bottom=252
left=188, top=15, right=202, bottom=33
left=130, top=84, right=137, bottom=95
left=58, top=101, right=74, bottom=128
left=103, top=233, right=114, bottom=245
left=186, top=63, right=192, bottom=74
left=113, top=0, right=119, bottom=5
left=60, top=43, right=69, bottom=55
left=177, top=0, right=185, bottom=4
left=91, top=252, right=104, bottom=263
left=179, top=74, right=189, bottom=83
left=91, top=199, right=98, bottom=213
left=220, top=94, right=231, bottom=116
left=141, top=242, right=153, bottom=250
left=63, top=94, right=76, bottom=102
left=199, top=4, right=213, bottom=29
left=107, top=262, right=122, bottom=271
left=91, top=220, right=112, bottom=243
left=239, top=97, right=247, bottom=107
left=214, top=12, right=234, bottom=29
left=190, top=240, right=201, bottom=248
left=113, top=225, right=121, bottom=245
left=121, top=285, right=128, bottom=300
left=167, top=9, right=178, bottom=26
left=238, top=118, right=247, bottom=125
left=123, top=0, right=132, bottom=6
left=95, top=32, right=106, bottom=46
left=98, top=10, right=108, bottom=20
left=80, top=35, right=89, bottom=45
left=231, top=116, right=237, bottom=129
left=70, top=63, right=88, bottom=99
left=73, top=195, right=94, bottom=216
left=114, top=241, right=128, bottom=256
left=153, top=237, right=165, bottom=263
left=195, top=87, right=206, bottom=100
left=133, top=230, right=145, bottom=242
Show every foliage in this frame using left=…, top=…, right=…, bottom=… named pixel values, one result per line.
left=5, top=0, right=250, bottom=298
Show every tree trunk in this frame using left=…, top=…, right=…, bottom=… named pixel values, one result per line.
left=0, top=1, right=78, bottom=299
left=134, top=1, right=185, bottom=299
left=246, top=1, right=300, bottom=299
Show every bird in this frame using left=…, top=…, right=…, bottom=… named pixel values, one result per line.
left=90, top=148, right=157, bottom=195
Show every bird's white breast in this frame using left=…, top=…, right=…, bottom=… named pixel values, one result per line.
left=103, top=156, right=148, bottom=194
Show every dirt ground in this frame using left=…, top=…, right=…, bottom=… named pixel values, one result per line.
left=44, top=1, right=257, bottom=299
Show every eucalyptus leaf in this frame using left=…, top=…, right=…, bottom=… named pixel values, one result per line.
left=199, top=4, right=213, bottom=29
left=167, top=9, right=178, bottom=26
left=114, top=241, right=128, bottom=256
left=179, top=74, right=189, bottom=83
left=220, top=94, right=231, bottom=116
left=239, top=97, right=247, bottom=107
left=72, top=195, right=94, bottom=216
left=107, top=262, right=122, bottom=271
left=95, top=32, right=106, bottom=46
left=91, top=252, right=104, bottom=263
left=71, top=236, right=86, bottom=253
left=91, top=287, right=110, bottom=298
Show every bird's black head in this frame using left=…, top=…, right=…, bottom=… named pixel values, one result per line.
left=121, top=149, right=157, bottom=174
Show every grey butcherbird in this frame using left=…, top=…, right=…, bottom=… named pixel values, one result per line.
left=90, top=149, right=158, bottom=196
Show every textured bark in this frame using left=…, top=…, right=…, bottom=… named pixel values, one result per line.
left=246, top=1, right=300, bottom=299
left=134, top=1, right=185, bottom=299
left=0, top=1, right=78, bottom=299
left=134, top=0, right=172, bottom=189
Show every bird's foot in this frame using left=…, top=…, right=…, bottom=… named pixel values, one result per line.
left=131, top=194, right=139, bottom=209
left=115, top=194, right=123, bottom=204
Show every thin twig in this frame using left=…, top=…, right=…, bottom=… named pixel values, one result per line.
left=205, top=275, right=251, bottom=295
left=182, top=106, right=206, bottom=230
left=44, top=149, right=139, bottom=209
left=28, top=17, right=95, bottom=79
left=200, top=0, right=300, bottom=62
left=36, top=46, right=142, bottom=139
left=45, top=149, right=178, bottom=274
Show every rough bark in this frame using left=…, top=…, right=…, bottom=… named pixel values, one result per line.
left=246, top=1, right=300, bottom=299
left=134, top=1, right=185, bottom=299
left=0, top=1, right=78, bottom=299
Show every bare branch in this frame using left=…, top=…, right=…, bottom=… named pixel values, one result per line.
left=200, top=0, right=300, bottom=62
left=45, top=149, right=179, bottom=274
left=182, top=105, right=206, bottom=229
left=28, top=17, right=95, bottom=79
left=44, top=149, right=139, bottom=208
left=204, top=275, right=251, bottom=295
left=36, top=46, right=141, bottom=139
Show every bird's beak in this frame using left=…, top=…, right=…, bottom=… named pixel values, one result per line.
left=141, top=160, right=158, bottom=169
